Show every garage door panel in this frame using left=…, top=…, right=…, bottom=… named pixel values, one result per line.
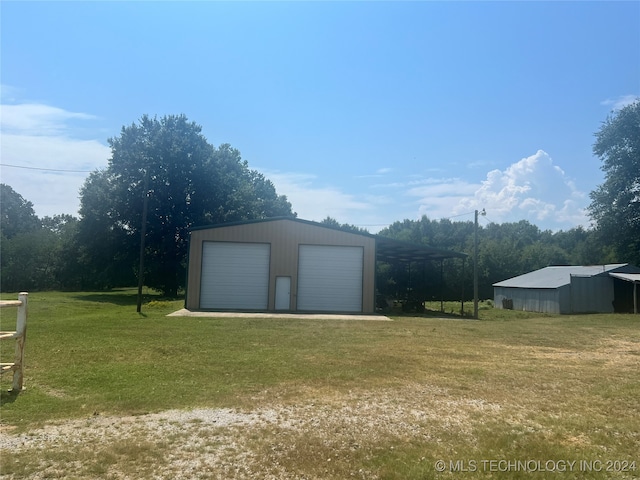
left=298, top=245, right=363, bottom=312
left=200, top=242, right=270, bottom=310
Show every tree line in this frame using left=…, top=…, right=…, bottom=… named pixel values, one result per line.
left=1, top=102, right=638, bottom=297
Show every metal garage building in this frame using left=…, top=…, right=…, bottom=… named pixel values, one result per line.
left=185, top=217, right=466, bottom=314
left=493, top=264, right=640, bottom=314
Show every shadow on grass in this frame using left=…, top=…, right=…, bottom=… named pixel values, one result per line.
left=72, top=289, right=181, bottom=307
left=384, top=308, right=477, bottom=320
left=0, top=389, right=21, bottom=406
left=72, top=292, right=142, bottom=306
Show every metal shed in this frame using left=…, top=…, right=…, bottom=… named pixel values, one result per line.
left=185, top=217, right=466, bottom=314
left=493, top=264, right=640, bottom=314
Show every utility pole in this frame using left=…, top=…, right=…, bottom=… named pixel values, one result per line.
left=136, top=171, right=150, bottom=313
left=473, top=208, right=485, bottom=319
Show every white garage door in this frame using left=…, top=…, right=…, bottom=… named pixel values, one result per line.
left=200, top=242, right=270, bottom=310
left=297, top=245, right=363, bottom=312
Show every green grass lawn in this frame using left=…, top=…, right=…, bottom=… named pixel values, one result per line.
left=1, top=290, right=639, bottom=479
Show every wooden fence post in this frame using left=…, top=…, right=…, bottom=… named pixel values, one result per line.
left=0, top=292, right=28, bottom=392
left=12, top=292, right=28, bottom=391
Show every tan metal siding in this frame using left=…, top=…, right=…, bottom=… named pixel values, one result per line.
left=186, top=219, right=376, bottom=313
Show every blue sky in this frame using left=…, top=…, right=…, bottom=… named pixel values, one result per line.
left=1, top=1, right=638, bottom=233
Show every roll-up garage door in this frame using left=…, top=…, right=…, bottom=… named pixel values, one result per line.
left=200, top=242, right=270, bottom=310
left=297, top=245, right=363, bottom=312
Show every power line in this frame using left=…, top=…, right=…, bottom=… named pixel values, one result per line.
left=480, top=215, right=494, bottom=225
left=354, top=223, right=391, bottom=227
left=443, top=211, right=476, bottom=220
left=0, top=163, right=94, bottom=173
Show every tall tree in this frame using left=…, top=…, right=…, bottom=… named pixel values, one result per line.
left=77, top=170, right=138, bottom=290
left=0, top=185, right=43, bottom=291
left=589, top=100, right=640, bottom=265
left=78, top=114, right=294, bottom=296
left=0, top=184, right=41, bottom=239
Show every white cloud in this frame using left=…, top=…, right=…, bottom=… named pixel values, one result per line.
left=259, top=170, right=371, bottom=220
left=406, top=178, right=481, bottom=221
left=0, top=84, right=23, bottom=103
left=601, top=95, right=638, bottom=111
left=259, top=150, right=589, bottom=233
left=1, top=103, right=97, bottom=136
left=0, top=98, right=110, bottom=218
left=356, top=167, right=394, bottom=179
left=258, top=169, right=401, bottom=232
left=454, top=150, right=589, bottom=229
left=370, top=181, right=406, bottom=189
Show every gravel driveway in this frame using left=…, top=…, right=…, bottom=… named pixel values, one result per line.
left=0, top=383, right=501, bottom=479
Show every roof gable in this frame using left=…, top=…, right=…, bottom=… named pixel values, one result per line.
left=190, top=217, right=373, bottom=240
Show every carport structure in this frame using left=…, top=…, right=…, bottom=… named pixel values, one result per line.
left=185, top=217, right=467, bottom=314
left=374, top=236, right=468, bottom=312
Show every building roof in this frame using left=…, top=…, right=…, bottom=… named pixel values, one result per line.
left=191, top=217, right=467, bottom=262
left=493, top=264, right=634, bottom=289
left=609, top=272, right=640, bottom=284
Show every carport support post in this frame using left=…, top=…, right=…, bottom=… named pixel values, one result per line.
left=136, top=171, right=150, bottom=313
left=473, top=210, right=479, bottom=319
left=461, top=257, right=465, bottom=315
left=440, top=259, right=444, bottom=313
left=473, top=208, right=485, bottom=319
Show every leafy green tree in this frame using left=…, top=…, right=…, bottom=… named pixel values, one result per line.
left=40, top=214, right=87, bottom=290
left=1, top=185, right=43, bottom=291
left=78, top=114, right=294, bottom=296
left=552, top=226, right=614, bottom=265
left=589, top=100, right=640, bottom=265
left=320, top=216, right=370, bottom=234
left=0, top=184, right=41, bottom=239
left=1, top=229, right=53, bottom=291
left=1, top=197, right=87, bottom=292
left=76, top=170, right=138, bottom=290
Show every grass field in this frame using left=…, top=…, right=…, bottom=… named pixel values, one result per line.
left=1, top=290, right=639, bottom=479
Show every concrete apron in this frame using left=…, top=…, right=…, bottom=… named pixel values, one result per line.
left=168, top=308, right=392, bottom=321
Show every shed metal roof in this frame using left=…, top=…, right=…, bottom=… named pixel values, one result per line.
left=493, top=264, right=632, bottom=289
left=609, top=272, right=640, bottom=283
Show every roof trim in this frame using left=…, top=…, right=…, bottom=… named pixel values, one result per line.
left=190, top=216, right=310, bottom=233
left=610, top=272, right=640, bottom=283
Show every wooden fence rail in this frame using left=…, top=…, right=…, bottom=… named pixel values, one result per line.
left=0, top=292, right=28, bottom=391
